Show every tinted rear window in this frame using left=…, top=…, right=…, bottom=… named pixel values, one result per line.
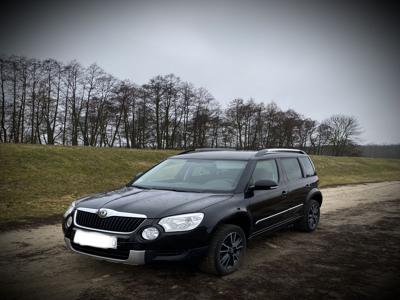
left=281, top=158, right=303, bottom=181
left=299, top=156, right=315, bottom=177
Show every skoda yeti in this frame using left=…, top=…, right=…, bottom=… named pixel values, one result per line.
left=63, top=148, right=322, bottom=275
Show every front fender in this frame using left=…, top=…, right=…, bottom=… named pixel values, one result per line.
left=203, top=198, right=253, bottom=238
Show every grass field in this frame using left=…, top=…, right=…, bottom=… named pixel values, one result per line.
left=1, top=143, right=400, bottom=224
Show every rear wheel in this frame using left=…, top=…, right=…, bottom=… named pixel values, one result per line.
left=295, top=199, right=320, bottom=232
left=199, top=224, right=246, bottom=276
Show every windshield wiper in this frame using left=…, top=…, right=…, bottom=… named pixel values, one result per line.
left=132, top=185, right=210, bottom=193
left=131, top=185, right=151, bottom=190
left=154, top=187, right=181, bottom=192
left=131, top=185, right=180, bottom=192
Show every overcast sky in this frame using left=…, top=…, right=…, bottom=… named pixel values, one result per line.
left=1, top=0, right=399, bottom=144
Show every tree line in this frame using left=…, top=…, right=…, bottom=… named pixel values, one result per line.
left=360, top=144, right=400, bottom=159
left=0, top=55, right=361, bottom=155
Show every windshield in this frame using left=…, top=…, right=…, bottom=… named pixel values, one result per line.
left=132, top=158, right=247, bottom=193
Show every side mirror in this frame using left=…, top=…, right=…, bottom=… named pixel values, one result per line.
left=253, top=180, right=278, bottom=190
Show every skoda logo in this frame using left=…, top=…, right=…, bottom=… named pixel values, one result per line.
left=98, top=208, right=108, bottom=218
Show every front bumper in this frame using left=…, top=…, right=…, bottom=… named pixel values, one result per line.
left=64, top=225, right=209, bottom=265
left=64, top=236, right=208, bottom=265
left=65, top=237, right=146, bottom=265
left=63, top=209, right=210, bottom=265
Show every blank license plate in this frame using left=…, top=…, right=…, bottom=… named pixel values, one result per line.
left=74, top=229, right=117, bottom=249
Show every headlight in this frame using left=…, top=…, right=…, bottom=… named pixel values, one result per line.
left=142, top=227, right=160, bottom=240
left=159, top=213, right=204, bottom=232
left=63, top=201, right=76, bottom=218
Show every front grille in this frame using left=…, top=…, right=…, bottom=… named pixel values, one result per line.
left=75, top=210, right=144, bottom=233
left=71, top=242, right=130, bottom=260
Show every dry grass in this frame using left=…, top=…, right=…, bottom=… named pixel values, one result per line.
left=0, top=144, right=176, bottom=224
left=1, top=144, right=399, bottom=224
left=311, top=155, right=400, bottom=187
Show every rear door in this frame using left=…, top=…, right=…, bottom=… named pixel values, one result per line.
left=279, top=157, right=308, bottom=217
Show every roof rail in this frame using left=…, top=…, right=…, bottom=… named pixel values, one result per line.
left=255, top=148, right=306, bottom=157
left=177, top=148, right=237, bottom=155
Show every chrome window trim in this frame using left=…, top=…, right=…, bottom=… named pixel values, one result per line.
left=255, top=203, right=303, bottom=225
left=74, top=208, right=147, bottom=235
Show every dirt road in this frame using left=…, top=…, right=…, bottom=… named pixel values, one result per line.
left=1, top=181, right=399, bottom=300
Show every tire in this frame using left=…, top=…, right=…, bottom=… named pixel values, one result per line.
left=199, top=224, right=246, bottom=276
left=295, top=199, right=320, bottom=232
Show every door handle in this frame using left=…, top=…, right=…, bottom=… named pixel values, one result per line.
left=282, top=191, right=288, bottom=198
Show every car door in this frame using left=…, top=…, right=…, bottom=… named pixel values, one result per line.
left=247, top=159, right=291, bottom=232
left=279, top=157, right=309, bottom=218
left=298, top=155, right=318, bottom=190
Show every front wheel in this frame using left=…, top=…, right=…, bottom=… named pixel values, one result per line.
left=199, top=224, right=246, bottom=276
left=295, top=199, right=320, bottom=232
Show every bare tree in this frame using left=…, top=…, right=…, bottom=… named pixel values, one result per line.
left=0, top=55, right=363, bottom=156
left=324, top=115, right=362, bottom=156
left=0, top=57, right=7, bottom=141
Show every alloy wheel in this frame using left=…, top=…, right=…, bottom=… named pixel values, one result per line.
left=308, top=203, right=320, bottom=230
left=219, top=232, right=244, bottom=271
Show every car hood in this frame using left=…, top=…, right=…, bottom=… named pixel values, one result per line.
left=76, top=187, right=233, bottom=218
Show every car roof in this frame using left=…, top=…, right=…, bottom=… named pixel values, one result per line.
left=171, top=150, right=308, bottom=160
left=172, top=151, right=257, bottom=160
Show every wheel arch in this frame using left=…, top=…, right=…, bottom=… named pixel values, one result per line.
left=307, top=188, right=323, bottom=206
left=212, top=211, right=252, bottom=239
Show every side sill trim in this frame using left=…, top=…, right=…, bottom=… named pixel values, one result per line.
left=250, top=215, right=302, bottom=239
left=255, top=203, right=303, bottom=225
left=64, top=237, right=145, bottom=265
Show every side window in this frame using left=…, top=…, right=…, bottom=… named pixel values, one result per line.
left=299, top=156, right=315, bottom=177
left=281, top=158, right=303, bottom=181
left=252, top=160, right=279, bottom=183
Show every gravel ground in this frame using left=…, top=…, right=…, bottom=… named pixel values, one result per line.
left=1, top=181, right=399, bottom=300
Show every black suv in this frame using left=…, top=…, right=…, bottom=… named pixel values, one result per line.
left=63, top=148, right=322, bottom=275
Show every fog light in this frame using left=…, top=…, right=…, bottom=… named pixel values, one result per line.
left=66, top=216, right=73, bottom=228
left=142, top=227, right=159, bottom=240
